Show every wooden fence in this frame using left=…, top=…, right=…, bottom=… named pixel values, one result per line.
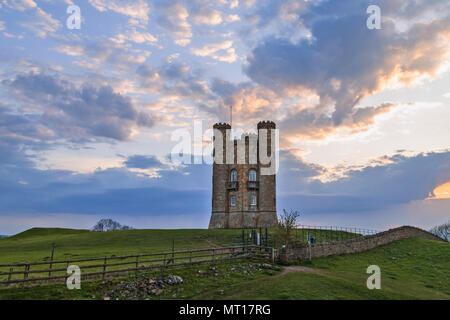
left=0, top=245, right=272, bottom=286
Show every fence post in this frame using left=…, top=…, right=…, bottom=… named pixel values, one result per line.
left=65, top=260, right=70, bottom=284
left=135, top=256, right=139, bottom=277
left=259, top=227, right=262, bottom=251
left=161, top=253, right=167, bottom=277
left=102, top=257, right=107, bottom=281
left=172, top=239, right=175, bottom=262
left=8, top=268, right=13, bottom=282
left=48, top=243, right=56, bottom=277
left=265, top=228, right=268, bottom=247
left=212, top=248, right=215, bottom=265
left=189, top=250, right=192, bottom=264
left=24, top=264, right=30, bottom=280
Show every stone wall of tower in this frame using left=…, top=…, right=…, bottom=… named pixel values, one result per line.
left=227, top=134, right=260, bottom=228
left=209, top=123, right=230, bottom=228
left=209, top=121, right=278, bottom=229
left=257, top=121, right=277, bottom=227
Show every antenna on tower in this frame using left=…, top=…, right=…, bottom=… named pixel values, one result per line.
left=230, top=105, right=233, bottom=128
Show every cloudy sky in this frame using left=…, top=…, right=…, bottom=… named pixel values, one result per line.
left=0, top=0, right=449, bottom=234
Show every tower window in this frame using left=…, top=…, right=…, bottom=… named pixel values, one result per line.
left=249, top=169, right=257, bottom=181
left=230, top=170, right=238, bottom=182
left=251, top=195, right=257, bottom=206
left=230, top=195, right=236, bottom=206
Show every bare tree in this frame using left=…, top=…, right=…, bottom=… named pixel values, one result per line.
left=92, top=219, right=133, bottom=232
left=430, top=221, right=450, bottom=242
left=273, top=209, right=301, bottom=247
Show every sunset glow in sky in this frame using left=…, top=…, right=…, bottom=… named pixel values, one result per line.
left=430, top=182, right=450, bottom=200
left=0, top=0, right=449, bottom=234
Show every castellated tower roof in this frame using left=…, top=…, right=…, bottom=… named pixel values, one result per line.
left=213, top=121, right=276, bottom=130
left=257, top=120, right=276, bottom=129
left=213, top=122, right=231, bottom=129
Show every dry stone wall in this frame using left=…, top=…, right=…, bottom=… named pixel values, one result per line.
left=279, top=226, right=444, bottom=264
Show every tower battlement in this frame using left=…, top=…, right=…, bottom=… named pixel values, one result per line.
left=257, top=120, right=276, bottom=129
left=213, top=122, right=231, bottom=129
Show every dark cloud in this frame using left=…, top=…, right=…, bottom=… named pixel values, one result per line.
left=279, top=150, right=450, bottom=213
left=242, top=0, right=450, bottom=135
left=0, top=157, right=211, bottom=216
left=136, top=62, right=212, bottom=103
left=3, top=72, right=156, bottom=141
left=124, top=155, right=165, bottom=169
left=281, top=103, right=395, bottom=140
left=0, top=139, right=448, bottom=220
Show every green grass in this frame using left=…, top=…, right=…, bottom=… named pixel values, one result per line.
left=216, top=237, right=450, bottom=300
left=0, top=229, right=448, bottom=300
left=0, top=227, right=361, bottom=265
left=0, top=228, right=253, bottom=282
left=0, top=227, right=247, bottom=265
left=0, top=260, right=280, bottom=300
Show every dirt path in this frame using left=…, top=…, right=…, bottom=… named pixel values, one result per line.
left=274, top=265, right=323, bottom=278
left=220, top=265, right=324, bottom=299
left=204, top=239, right=217, bottom=247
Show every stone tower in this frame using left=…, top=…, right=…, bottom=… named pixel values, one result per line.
left=209, top=121, right=277, bottom=229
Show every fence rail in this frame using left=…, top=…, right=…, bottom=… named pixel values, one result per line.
left=292, top=224, right=380, bottom=245
left=0, top=245, right=270, bottom=286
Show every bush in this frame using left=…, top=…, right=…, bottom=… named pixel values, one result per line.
left=92, top=219, right=133, bottom=232
left=273, top=209, right=301, bottom=248
left=429, top=221, right=450, bottom=242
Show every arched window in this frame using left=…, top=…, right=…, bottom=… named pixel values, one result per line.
left=230, top=170, right=238, bottom=182
left=230, top=195, right=236, bottom=206
left=249, top=169, right=257, bottom=181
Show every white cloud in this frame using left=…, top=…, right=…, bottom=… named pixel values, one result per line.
left=88, top=0, right=150, bottom=26
left=225, top=14, right=240, bottom=22
left=2, top=0, right=37, bottom=11
left=56, top=40, right=151, bottom=69
left=3, top=1, right=60, bottom=38
left=110, top=28, right=158, bottom=45
left=191, top=8, right=223, bottom=25
left=166, top=53, right=180, bottom=63
left=174, top=38, right=191, bottom=47
left=157, top=2, right=192, bottom=45
left=190, top=40, right=237, bottom=63
left=242, top=0, right=255, bottom=8
left=20, top=7, right=60, bottom=38
left=2, top=32, right=23, bottom=39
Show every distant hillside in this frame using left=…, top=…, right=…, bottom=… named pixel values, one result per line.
left=0, top=227, right=246, bottom=265
left=8, top=227, right=89, bottom=240
left=0, top=235, right=9, bottom=239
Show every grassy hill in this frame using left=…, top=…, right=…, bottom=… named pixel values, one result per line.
left=0, top=227, right=246, bottom=265
left=0, top=227, right=358, bottom=265
left=0, top=229, right=448, bottom=300
left=215, top=237, right=450, bottom=300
